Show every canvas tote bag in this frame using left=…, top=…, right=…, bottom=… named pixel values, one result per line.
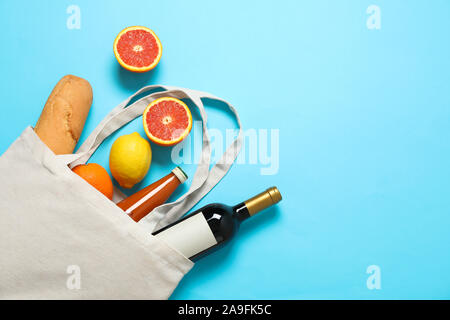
left=0, top=85, right=242, bottom=299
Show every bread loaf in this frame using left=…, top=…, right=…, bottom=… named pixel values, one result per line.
left=34, top=75, right=93, bottom=155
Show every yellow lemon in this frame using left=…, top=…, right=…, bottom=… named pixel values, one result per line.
left=109, top=132, right=152, bottom=189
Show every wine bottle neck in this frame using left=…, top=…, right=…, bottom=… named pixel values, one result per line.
left=232, top=202, right=251, bottom=222
left=232, top=187, right=282, bottom=221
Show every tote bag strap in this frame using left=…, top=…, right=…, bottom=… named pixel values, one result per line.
left=58, top=85, right=170, bottom=166
left=56, top=85, right=242, bottom=232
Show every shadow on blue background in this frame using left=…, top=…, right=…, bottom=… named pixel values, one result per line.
left=116, top=59, right=160, bottom=92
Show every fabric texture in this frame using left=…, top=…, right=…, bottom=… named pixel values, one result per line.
left=0, top=85, right=242, bottom=299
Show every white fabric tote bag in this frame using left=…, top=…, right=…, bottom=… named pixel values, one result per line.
left=0, top=85, right=242, bottom=299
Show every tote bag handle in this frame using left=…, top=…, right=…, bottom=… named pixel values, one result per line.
left=56, top=85, right=243, bottom=232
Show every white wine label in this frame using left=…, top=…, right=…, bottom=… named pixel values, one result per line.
left=155, top=212, right=218, bottom=259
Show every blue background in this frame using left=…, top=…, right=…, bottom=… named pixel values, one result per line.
left=1, top=0, right=449, bottom=299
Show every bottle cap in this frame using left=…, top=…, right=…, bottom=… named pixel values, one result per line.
left=245, top=186, right=282, bottom=216
left=172, top=167, right=188, bottom=184
left=267, top=186, right=282, bottom=204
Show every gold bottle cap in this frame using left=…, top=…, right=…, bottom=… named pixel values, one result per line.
left=244, top=186, right=282, bottom=216
left=267, top=186, right=282, bottom=204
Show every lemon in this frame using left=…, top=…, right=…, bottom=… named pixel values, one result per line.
left=109, top=132, right=152, bottom=189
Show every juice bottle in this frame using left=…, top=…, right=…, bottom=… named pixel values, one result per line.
left=117, top=167, right=187, bottom=222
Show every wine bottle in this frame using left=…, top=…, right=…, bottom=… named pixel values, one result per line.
left=152, top=187, right=282, bottom=261
left=117, top=167, right=187, bottom=222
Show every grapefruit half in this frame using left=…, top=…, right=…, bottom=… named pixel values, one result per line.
left=113, top=26, right=162, bottom=72
left=143, top=97, right=193, bottom=146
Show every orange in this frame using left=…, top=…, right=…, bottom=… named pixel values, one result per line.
left=143, top=97, right=193, bottom=146
left=72, top=163, right=114, bottom=200
left=113, top=26, right=162, bottom=73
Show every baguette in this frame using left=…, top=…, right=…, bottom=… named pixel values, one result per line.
left=34, top=75, right=93, bottom=155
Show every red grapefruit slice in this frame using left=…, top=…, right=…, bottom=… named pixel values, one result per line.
left=143, top=97, right=193, bottom=146
left=113, top=26, right=162, bottom=72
